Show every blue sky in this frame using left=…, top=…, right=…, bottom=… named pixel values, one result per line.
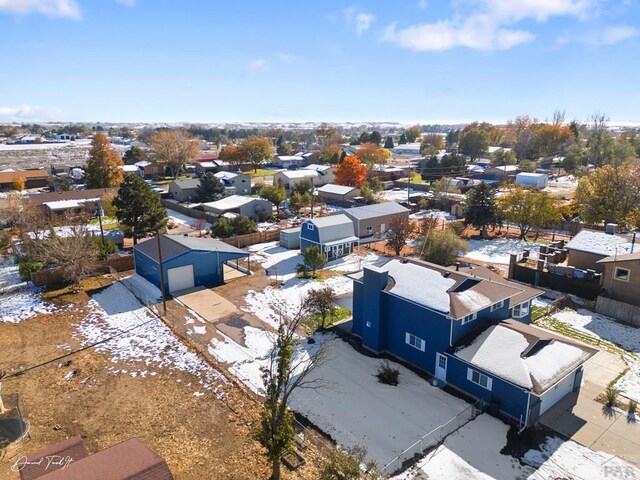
left=0, top=0, right=639, bottom=124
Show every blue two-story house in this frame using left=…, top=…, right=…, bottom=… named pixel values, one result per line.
left=299, top=214, right=359, bottom=260
left=351, top=258, right=596, bottom=429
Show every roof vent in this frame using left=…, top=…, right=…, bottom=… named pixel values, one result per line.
left=521, top=338, right=554, bottom=358
left=400, top=258, right=409, bottom=264
left=605, top=223, right=618, bottom=235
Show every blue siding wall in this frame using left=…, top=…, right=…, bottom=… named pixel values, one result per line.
left=360, top=268, right=389, bottom=352
left=300, top=222, right=320, bottom=252
left=379, top=293, right=452, bottom=375
left=445, top=354, right=530, bottom=422
left=134, top=249, right=245, bottom=291
left=134, top=250, right=162, bottom=289
left=352, top=280, right=365, bottom=338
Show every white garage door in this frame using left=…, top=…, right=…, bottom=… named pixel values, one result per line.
left=539, top=371, right=575, bottom=415
left=167, top=265, right=195, bottom=293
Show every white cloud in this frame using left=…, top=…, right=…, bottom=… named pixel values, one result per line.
left=245, top=59, right=269, bottom=75
left=597, top=25, right=639, bottom=44
left=0, top=105, right=60, bottom=121
left=418, top=0, right=428, bottom=9
left=355, top=12, right=375, bottom=36
left=560, top=25, right=639, bottom=46
left=343, top=7, right=375, bottom=36
left=382, top=16, right=535, bottom=51
left=276, top=52, right=298, bottom=63
left=0, top=0, right=80, bottom=19
left=382, top=0, right=597, bottom=51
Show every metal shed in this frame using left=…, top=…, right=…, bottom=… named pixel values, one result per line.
left=280, top=227, right=301, bottom=250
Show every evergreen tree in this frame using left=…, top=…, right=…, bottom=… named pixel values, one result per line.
left=85, top=133, right=124, bottom=188
left=196, top=173, right=225, bottom=202
left=398, top=133, right=408, bottom=144
left=123, top=145, right=147, bottom=165
left=383, top=136, right=394, bottom=149
left=113, top=174, right=167, bottom=244
left=369, top=130, right=382, bottom=146
left=464, top=183, right=499, bottom=238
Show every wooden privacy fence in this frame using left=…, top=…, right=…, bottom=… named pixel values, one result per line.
left=222, top=229, right=280, bottom=248
left=161, top=200, right=217, bottom=223
left=31, top=254, right=134, bottom=286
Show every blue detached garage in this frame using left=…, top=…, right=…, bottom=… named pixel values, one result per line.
left=133, top=234, right=249, bottom=294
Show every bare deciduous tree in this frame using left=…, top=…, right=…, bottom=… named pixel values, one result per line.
left=386, top=215, right=413, bottom=256
left=149, top=129, right=202, bottom=178
left=255, top=303, right=331, bottom=480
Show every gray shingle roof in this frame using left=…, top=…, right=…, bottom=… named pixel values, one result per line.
left=172, top=178, right=200, bottom=190
left=305, top=214, right=357, bottom=244
left=135, top=234, right=247, bottom=262
left=343, top=202, right=409, bottom=221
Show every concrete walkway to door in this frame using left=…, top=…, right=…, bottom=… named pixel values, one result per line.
left=539, top=351, right=640, bottom=466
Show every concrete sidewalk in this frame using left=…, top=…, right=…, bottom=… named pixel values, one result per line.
left=540, top=351, right=639, bottom=466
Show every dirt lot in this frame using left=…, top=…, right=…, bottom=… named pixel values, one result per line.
left=0, top=277, right=325, bottom=479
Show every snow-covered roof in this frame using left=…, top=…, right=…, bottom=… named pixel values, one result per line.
left=361, top=258, right=542, bottom=318
left=382, top=259, right=455, bottom=312
left=120, top=165, right=140, bottom=172
left=566, top=229, right=634, bottom=257
left=276, top=155, right=304, bottom=162
left=214, top=171, right=242, bottom=181
left=455, top=321, right=595, bottom=393
left=203, top=195, right=255, bottom=210
left=303, top=164, right=332, bottom=173
left=488, top=146, right=512, bottom=154
left=343, top=201, right=409, bottom=221
left=317, top=184, right=357, bottom=195
left=516, top=172, right=547, bottom=179
left=197, top=161, right=216, bottom=168
left=43, top=198, right=100, bottom=211
left=278, top=170, right=320, bottom=179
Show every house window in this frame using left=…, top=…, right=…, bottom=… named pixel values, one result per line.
left=615, top=267, right=630, bottom=282
left=461, top=313, right=477, bottom=325
left=405, top=333, right=425, bottom=352
left=307, top=223, right=315, bottom=231
left=366, top=321, right=371, bottom=328
left=366, top=226, right=373, bottom=234
left=512, top=302, right=530, bottom=318
left=490, top=301, right=504, bottom=312
left=467, top=368, right=493, bottom=391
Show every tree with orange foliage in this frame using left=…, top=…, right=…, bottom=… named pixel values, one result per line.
left=12, top=176, right=25, bottom=192
left=335, top=155, right=367, bottom=189
left=85, top=133, right=124, bottom=188
left=219, top=144, right=243, bottom=168
left=149, top=129, right=201, bottom=179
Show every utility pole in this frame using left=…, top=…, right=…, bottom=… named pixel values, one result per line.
left=97, top=202, right=105, bottom=243
left=156, top=232, right=167, bottom=316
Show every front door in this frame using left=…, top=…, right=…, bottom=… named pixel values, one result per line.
left=435, top=353, right=447, bottom=382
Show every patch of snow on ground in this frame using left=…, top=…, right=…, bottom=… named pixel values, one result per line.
left=243, top=274, right=353, bottom=328
left=394, top=414, right=531, bottom=480
left=0, top=257, right=56, bottom=323
left=120, top=273, right=162, bottom=305
left=464, top=238, right=540, bottom=265
left=166, top=208, right=211, bottom=230
left=524, top=435, right=640, bottom=480
left=74, top=282, right=228, bottom=397
left=411, top=209, right=456, bottom=221
left=290, top=338, right=472, bottom=465
left=395, top=413, right=640, bottom=480
left=553, top=308, right=640, bottom=402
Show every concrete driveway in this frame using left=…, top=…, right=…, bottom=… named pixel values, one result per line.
left=539, top=351, right=640, bottom=466
left=175, top=287, right=273, bottom=347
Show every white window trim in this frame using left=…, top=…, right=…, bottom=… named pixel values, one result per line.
left=512, top=302, right=530, bottom=318
left=461, top=313, right=477, bottom=325
left=614, top=267, right=630, bottom=283
left=405, top=332, right=426, bottom=352
left=467, top=368, right=493, bottom=391
left=490, top=300, right=504, bottom=312
left=307, top=223, right=315, bottom=230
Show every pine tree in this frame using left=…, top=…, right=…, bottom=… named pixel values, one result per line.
left=113, top=174, right=167, bottom=244
left=123, top=145, right=147, bottom=165
left=384, top=136, right=395, bottom=149
left=85, top=133, right=124, bottom=188
left=398, top=133, right=407, bottom=144
left=464, top=183, right=499, bottom=238
left=196, top=173, right=225, bottom=202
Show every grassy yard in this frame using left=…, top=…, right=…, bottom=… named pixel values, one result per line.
left=244, top=168, right=277, bottom=177
left=89, top=217, right=120, bottom=230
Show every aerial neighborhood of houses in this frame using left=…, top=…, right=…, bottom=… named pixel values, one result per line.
left=1, top=117, right=640, bottom=480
